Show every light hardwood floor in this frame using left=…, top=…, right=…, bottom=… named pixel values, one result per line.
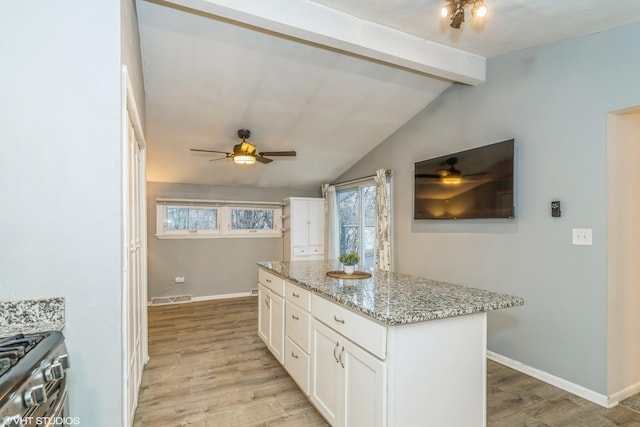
left=133, top=297, right=640, bottom=427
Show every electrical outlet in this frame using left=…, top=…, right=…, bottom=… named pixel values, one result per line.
left=175, top=276, right=185, bottom=284
left=572, top=229, right=592, bottom=246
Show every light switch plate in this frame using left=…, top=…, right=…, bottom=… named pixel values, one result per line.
left=572, top=228, right=592, bottom=246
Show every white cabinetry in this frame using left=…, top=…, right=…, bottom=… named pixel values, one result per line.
left=311, top=319, right=386, bottom=427
left=257, top=266, right=488, bottom=427
left=284, top=282, right=312, bottom=394
left=283, top=197, right=325, bottom=261
left=257, top=271, right=286, bottom=364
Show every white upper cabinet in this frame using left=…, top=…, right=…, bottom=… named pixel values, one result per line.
left=284, top=197, right=325, bottom=261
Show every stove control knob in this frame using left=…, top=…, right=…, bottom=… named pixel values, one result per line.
left=24, top=384, right=47, bottom=407
left=55, top=354, right=70, bottom=369
left=45, top=362, right=64, bottom=381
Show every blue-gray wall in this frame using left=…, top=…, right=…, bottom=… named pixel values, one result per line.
left=0, top=1, right=137, bottom=424
left=337, top=23, right=640, bottom=394
left=147, top=182, right=320, bottom=300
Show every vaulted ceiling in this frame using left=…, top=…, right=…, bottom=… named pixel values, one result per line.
left=137, top=0, right=640, bottom=189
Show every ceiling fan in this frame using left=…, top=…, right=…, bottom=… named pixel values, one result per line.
left=415, top=157, right=486, bottom=185
left=190, top=129, right=296, bottom=165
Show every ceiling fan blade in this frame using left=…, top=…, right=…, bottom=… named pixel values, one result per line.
left=190, top=149, right=232, bottom=155
left=258, top=151, right=296, bottom=157
left=255, top=156, right=273, bottom=164
left=209, top=157, right=230, bottom=162
left=464, top=172, right=488, bottom=177
left=415, top=173, right=441, bottom=178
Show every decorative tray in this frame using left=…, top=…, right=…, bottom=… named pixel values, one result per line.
left=326, top=271, right=372, bottom=279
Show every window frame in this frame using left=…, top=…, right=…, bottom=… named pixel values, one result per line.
left=336, top=180, right=377, bottom=268
left=155, top=200, right=282, bottom=239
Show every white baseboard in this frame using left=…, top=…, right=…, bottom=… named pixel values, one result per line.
left=191, top=292, right=253, bottom=302
left=609, top=380, right=640, bottom=404
left=487, top=351, right=614, bottom=408
left=148, top=292, right=254, bottom=306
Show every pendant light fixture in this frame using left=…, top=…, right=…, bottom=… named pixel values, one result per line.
left=441, top=0, right=487, bottom=29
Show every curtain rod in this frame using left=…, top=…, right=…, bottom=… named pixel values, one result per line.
left=331, top=169, right=392, bottom=187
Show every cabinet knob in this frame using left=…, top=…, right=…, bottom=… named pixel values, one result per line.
left=292, top=292, right=300, bottom=298
left=291, top=314, right=299, bottom=320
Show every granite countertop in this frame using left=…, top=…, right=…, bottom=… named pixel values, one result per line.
left=257, top=260, right=523, bottom=326
left=0, top=297, right=65, bottom=336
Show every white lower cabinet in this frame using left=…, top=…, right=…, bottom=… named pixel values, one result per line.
left=311, top=318, right=386, bottom=427
left=269, top=292, right=285, bottom=364
left=258, top=284, right=270, bottom=343
left=285, top=337, right=310, bottom=394
left=258, top=282, right=285, bottom=365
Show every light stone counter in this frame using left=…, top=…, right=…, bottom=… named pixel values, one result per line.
left=257, top=260, right=523, bottom=325
left=0, top=297, right=65, bottom=336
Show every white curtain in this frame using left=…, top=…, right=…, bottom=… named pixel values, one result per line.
left=374, top=169, right=392, bottom=271
left=322, top=184, right=339, bottom=260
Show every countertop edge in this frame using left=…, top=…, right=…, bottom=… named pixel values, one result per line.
left=0, top=297, right=66, bottom=336
left=257, top=262, right=524, bottom=326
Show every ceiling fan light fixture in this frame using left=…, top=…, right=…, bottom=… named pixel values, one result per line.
left=440, top=3, right=452, bottom=17
left=471, top=1, right=487, bottom=17
left=233, top=154, right=256, bottom=165
left=441, top=176, right=462, bottom=185
left=441, top=0, right=488, bottom=29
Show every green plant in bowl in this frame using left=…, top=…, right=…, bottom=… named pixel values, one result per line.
left=339, top=252, right=360, bottom=275
left=339, top=252, right=360, bottom=266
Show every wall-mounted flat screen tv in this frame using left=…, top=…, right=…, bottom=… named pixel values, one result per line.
left=414, top=139, right=515, bottom=220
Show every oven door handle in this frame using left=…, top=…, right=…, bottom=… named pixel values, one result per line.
left=43, top=377, right=68, bottom=427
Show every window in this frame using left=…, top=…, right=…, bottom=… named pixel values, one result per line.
left=166, top=206, right=218, bottom=232
left=230, top=208, right=274, bottom=230
left=337, top=184, right=377, bottom=268
left=156, top=200, right=281, bottom=239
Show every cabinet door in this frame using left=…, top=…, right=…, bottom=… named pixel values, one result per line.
left=311, top=319, right=342, bottom=426
left=291, top=199, right=309, bottom=247
left=269, top=292, right=285, bottom=365
left=341, top=340, right=387, bottom=427
left=308, top=199, right=325, bottom=247
left=258, top=284, right=270, bottom=345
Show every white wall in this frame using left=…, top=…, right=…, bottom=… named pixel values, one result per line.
left=336, top=23, right=640, bottom=394
left=0, top=1, right=131, bottom=425
left=606, top=110, right=640, bottom=396
left=147, top=182, right=319, bottom=299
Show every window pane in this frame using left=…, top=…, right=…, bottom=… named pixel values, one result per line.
left=338, top=189, right=360, bottom=255
left=166, top=207, right=217, bottom=231
left=363, top=226, right=375, bottom=268
left=231, top=209, right=274, bottom=229
left=167, top=207, right=188, bottom=230
left=362, top=186, right=376, bottom=227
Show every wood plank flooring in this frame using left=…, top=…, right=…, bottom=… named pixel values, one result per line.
left=134, top=297, right=640, bottom=427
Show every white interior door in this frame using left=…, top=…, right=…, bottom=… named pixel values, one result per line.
left=122, top=68, right=148, bottom=427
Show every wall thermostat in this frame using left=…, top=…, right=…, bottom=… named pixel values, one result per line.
left=551, top=201, right=561, bottom=217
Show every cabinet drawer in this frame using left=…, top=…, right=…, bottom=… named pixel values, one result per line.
left=312, top=295, right=387, bottom=360
left=292, top=245, right=324, bottom=257
left=286, top=282, right=311, bottom=311
left=285, top=337, right=310, bottom=395
left=286, top=304, right=310, bottom=353
left=258, top=268, right=285, bottom=296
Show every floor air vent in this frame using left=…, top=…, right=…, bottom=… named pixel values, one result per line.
left=250, top=288, right=259, bottom=296
left=151, top=294, right=192, bottom=306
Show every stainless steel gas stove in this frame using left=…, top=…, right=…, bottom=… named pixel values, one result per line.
left=0, top=332, right=69, bottom=427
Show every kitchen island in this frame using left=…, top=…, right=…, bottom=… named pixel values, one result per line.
left=257, top=260, right=523, bottom=427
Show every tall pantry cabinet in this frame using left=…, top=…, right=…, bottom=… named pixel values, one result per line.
left=283, top=197, right=325, bottom=261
